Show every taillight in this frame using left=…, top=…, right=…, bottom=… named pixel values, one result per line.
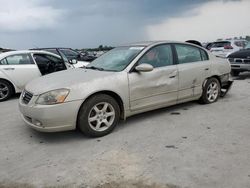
left=224, top=45, right=233, bottom=49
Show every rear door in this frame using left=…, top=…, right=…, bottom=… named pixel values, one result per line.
left=174, top=44, right=211, bottom=101
left=0, top=53, right=41, bottom=89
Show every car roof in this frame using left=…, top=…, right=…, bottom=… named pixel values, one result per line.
left=31, top=47, right=74, bottom=50
left=0, top=50, right=61, bottom=59
left=120, top=40, right=206, bottom=49
left=214, top=39, right=247, bottom=43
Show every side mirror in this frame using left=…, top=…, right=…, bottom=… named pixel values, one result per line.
left=135, top=63, right=153, bottom=72
left=70, top=59, right=78, bottom=64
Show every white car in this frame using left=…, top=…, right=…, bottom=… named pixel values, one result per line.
left=209, top=40, right=248, bottom=58
left=0, top=50, right=74, bottom=102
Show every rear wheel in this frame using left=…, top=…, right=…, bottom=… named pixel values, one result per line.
left=77, top=94, right=120, bottom=137
left=200, top=78, right=221, bottom=104
left=0, top=80, right=13, bottom=102
left=231, top=70, right=240, bottom=76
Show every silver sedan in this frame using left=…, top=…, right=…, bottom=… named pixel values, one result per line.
left=19, top=41, right=233, bottom=137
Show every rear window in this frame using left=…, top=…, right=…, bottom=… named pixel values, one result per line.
left=5, top=54, right=33, bottom=65
left=211, top=42, right=230, bottom=48
left=175, top=44, right=202, bottom=64
left=200, top=49, right=209, bottom=60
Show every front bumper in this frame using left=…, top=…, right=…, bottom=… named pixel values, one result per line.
left=19, top=97, right=83, bottom=132
left=231, top=64, right=250, bottom=71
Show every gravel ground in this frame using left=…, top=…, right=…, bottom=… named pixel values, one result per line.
left=0, top=74, right=250, bottom=188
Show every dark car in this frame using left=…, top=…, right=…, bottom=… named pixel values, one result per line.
left=228, top=42, right=250, bottom=76
left=31, top=48, right=96, bottom=62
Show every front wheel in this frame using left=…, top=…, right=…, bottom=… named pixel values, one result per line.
left=200, top=78, right=221, bottom=104
left=77, top=94, right=120, bottom=137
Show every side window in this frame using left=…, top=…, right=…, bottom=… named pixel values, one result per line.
left=33, top=54, right=65, bottom=67
left=5, top=54, right=33, bottom=65
left=0, top=58, right=8, bottom=65
left=200, top=49, right=209, bottom=61
left=138, top=45, right=173, bottom=68
left=33, top=53, right=66, bottom=75
left=175, top=44, right=202, bottom=64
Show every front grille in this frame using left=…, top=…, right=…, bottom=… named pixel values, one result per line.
left=22, top=91, right=33, bottom=104
left=230, top=58, right=250, bottom=64
left=244, top=59, right=250, bottom=64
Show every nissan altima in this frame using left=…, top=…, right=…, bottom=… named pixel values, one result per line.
left=19, top=41, right=233, bottom=137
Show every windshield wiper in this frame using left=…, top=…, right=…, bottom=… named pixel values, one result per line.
left=85, top=66, right=104, bottom=71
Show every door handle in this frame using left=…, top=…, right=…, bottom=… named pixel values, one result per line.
left=3, top=68, right=15, bottom=70
left=204, top=68, right=209, bottom=71
left=169, top=71, right=177, bottom=78
left=169, top=75, right=176, bottom=78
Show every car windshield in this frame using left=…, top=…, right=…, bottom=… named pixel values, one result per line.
left=86, top=46, right=144, bottom=71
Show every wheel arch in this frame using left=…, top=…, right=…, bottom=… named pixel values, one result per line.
left=77, top=90, right=125, bottom=121
left=0, top=78, right=16, bottom=94
left=203, top=75, right=222, bottom=88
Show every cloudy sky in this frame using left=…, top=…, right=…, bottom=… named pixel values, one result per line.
left=0, top=0, right=249, bottom=49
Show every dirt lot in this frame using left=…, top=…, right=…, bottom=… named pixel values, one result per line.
left=0, top=74, right=250, bottom=188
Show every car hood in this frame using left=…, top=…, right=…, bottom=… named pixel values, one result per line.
left=228, top=49, right=250, bottom=58
left=25, top=68, right=116, bottom=95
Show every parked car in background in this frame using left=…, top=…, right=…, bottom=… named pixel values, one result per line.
left=228, top=42, right=250, bottom=76
left=186, top=40, right=202, bottom=47
left=19, top=41, right=233, bottom=137
left=209, top=40, right=248, bottom=58
left=0, top=47, right=14, bottom=54
left=79, top=51, right=97, bottom=62
left=0, top=50, right=74, bottom=102
left=31, top=48, right=90, bottom=68
left=203, top=42, right=214, bottom=50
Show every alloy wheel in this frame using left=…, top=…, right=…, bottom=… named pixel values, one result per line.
left=0, top=83, right=9, bottom=100
left=206, top=81, right=219, bottom=102
left=88, top=102, right=115, bottom=132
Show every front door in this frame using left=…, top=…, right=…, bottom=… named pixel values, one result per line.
left=128, top=44, right=178, bottom=111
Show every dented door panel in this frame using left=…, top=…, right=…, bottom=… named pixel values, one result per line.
left=177, top=61, right=211, bottom=100
left=128, top=65, right=178, bottom=111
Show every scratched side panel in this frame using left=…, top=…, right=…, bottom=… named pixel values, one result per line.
left=128, top=65, right=178, bottom=111
left=177, top=61, right=211, bottom=101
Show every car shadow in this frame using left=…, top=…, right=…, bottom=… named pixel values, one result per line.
left=233, top=72, right=250, bottom=80
left=26, top=128, right=89, bottom=144
left=118, top=101, right=197, bottom=130
left=25, top=101, right=198, bottom=143
left=10, top=93, right=21, bottom=100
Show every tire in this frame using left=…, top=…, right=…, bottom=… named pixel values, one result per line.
left=0, top=80, right=14, bottom=102
left=77, top=94, right=120, bottom=137
left=231, top=70, right=240, bottom=76
left=199, top=78, right=221, bottom=104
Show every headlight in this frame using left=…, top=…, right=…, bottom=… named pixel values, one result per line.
left=36, top=89, right=70, bottom=105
